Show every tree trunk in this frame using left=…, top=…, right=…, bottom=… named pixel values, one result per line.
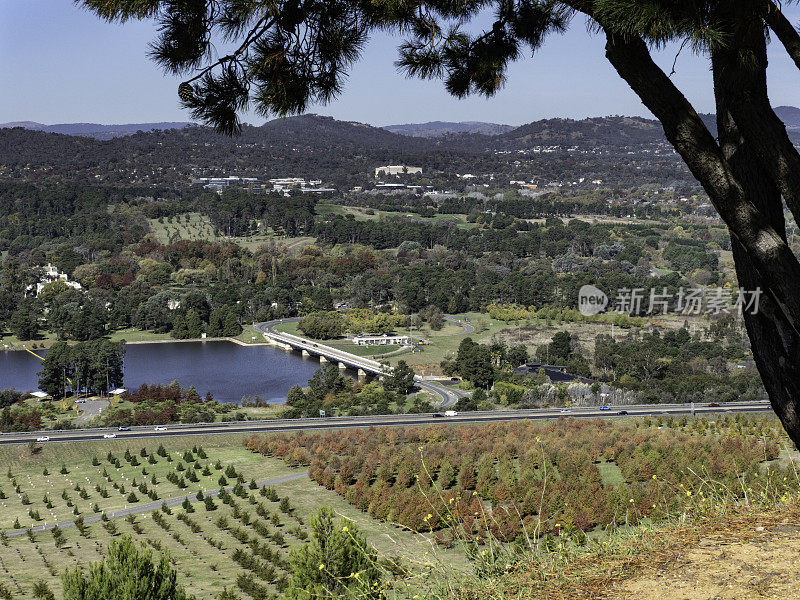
left=711, top=7, right=800, bottom=446
left=602, top=28, right=800, bottom=446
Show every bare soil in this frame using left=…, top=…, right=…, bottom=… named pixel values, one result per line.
left=609, top=516, right=800, bottom=600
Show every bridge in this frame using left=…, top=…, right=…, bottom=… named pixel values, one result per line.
left=254, top=319, right=468, bottom=406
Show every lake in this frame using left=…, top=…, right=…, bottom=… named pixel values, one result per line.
left=0, top=342, right=322, bottom=404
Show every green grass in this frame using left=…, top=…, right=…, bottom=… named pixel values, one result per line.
left=0, top=434, right=452, bottom=599
left=596, top=459, right=625, bottom=486
left=316, top=203, right=477, bottom=230
left=147, top=212, right=316, bottom=253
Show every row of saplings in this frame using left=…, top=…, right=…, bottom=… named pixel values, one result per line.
left=0, top=505, right=392, bottom=600
left=244, top=418, right=794, bottom=546
left=0, top=446, right=379, bottom=600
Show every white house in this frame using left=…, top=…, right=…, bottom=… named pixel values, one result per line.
left=374, top=165, right=422, bottom=178
left=26, top=263, right=82, bottom=297
left=352, top=335, right=410, bottom=346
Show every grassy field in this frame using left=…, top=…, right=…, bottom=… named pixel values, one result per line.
left=317, top=203, right=477, bottom=230
left=147, top=212, right=316, bottom=253
left=0, top=434, right=444, bottom=599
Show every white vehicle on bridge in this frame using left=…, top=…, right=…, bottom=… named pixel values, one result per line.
left=444, top=410, right=458, bottom=417
left=36, top=436, right=50, bottom=442
left=154, top=425, right=167, bottom=431
left=103, top=433, right=116, bottom=439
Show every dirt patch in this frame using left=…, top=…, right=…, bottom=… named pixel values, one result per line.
left=609, top=518, right=800, bottom=600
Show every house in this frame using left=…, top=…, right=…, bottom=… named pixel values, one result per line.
left=26, top=263, right=82, bottom=296
left=513, top=362, right=595, bottom=384
left=352, top=335, right=410, bottom=346
left=374, top=165, right=422, bottom=178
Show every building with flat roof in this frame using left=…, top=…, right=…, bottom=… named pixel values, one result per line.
left=352, top=335, right=410, bottom=346
left=374, top=165, right=422, bottom=177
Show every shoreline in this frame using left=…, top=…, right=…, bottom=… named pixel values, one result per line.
left=1, top=334, right=272, bottom=352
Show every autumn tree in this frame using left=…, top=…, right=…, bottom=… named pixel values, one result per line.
left=81, top=0, right=800, bottom=444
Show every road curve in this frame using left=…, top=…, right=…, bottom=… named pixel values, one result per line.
left=0, top=401, right=773, bottom=446
left=444, top=315, right=475, bottom=335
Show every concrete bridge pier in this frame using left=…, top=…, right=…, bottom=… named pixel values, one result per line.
left=301, top=349, right=311, bottom=358
left=319, top=356, right=328, bottom=363
left=357, top=369, right=367, bottom=380
left=337, top=362, right=347, bottom=371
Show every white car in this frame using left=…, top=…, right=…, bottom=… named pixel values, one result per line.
left=154, top=426, right=167, bottom=431
left=103, top=433, right=116, bottom=439
left=36, top=436, right=50, bottom=442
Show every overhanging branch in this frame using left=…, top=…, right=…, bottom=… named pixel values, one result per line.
left=603, top=30, right=800, bottom=335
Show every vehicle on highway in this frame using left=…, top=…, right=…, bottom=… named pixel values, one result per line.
left=36, top=436, right=50, bottom=442
left=708, top=402, right=721, bottom=407
left=444, top=410, right=458, bottom=417
left=154, top=425, right=167, bottom=431
left=599, top=406, right=610, bottom=410
left=617, top=410, right=629, bottom=415
left=118, top=426, right=130, bottom=431
left=432, top=413, right=443, bottom=418
left=103, top=433, right=116, bottom=439
left=560, top=409, right=571, bottom=413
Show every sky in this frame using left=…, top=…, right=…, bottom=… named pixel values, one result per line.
left=2, top=2, right=800, bottom=127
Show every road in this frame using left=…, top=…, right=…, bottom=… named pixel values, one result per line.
left=0, top=401, right=773, bottom=446
left=254, top=318, right=469, bottom=407
left=444, top=315, right=475, bottom=335
left=76, top=399, right=109, bottom=424
left=5, top=472, right=307, bottom=537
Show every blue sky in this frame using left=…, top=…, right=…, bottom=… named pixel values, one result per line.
left=2, top=2, right=800, bottom=126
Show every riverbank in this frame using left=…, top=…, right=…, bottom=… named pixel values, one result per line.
left=0, top=326, right=270, bottom=351
left=1, top=340, right=321, bottom=404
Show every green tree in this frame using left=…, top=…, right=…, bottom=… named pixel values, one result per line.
left=548, top=331, right=572, bottom=363
left=10, top=304, right=38, bottom=341
left=32, top=580, right=55, bottom=600
left=38, top=341, right=72, bottom=399
left=222, top=310, right=241, bottom=336
left=384, top=360, right=415, bottom=395
left=284, top=507, right=384, bottom=600
left=184, top=309, right=204, bottom=339
left=80, top=0, right=800, bottom=443
left=62, top=535, right=194, bottom=600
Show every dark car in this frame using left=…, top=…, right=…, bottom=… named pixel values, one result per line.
left=708, top=402, right=721, bottom=407
left=617, top=410, right=629, bottom=415
left=118, top=426, right=130, bottom=431
left=432, top=413, right=444, bottom=418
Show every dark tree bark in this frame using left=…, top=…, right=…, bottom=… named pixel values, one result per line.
left=602, top=28, right=800, bottom=446
left=710, top=5, right=800, bottom=446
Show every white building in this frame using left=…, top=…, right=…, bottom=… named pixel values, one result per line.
left=352, top=335, right=410, bottom=346
left=26, top=263, right=82, bottom=297
left=374, top=165, right=422, bottom=178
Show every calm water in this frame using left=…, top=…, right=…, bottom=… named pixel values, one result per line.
left=0, top=342, right=321, bottom=404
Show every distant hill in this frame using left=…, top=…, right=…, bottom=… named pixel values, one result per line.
left=490, top=116, right=668, bottom=149
left=775, top=106, right=800, bottom=129
left=383, top=121, right=514, bottom=137
left=0, top=121, right=192, bottom=140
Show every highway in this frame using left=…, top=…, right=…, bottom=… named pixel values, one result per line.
left=0, top=401, right=773, bottom=446
left=254, top=318, right=470, bottom=407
